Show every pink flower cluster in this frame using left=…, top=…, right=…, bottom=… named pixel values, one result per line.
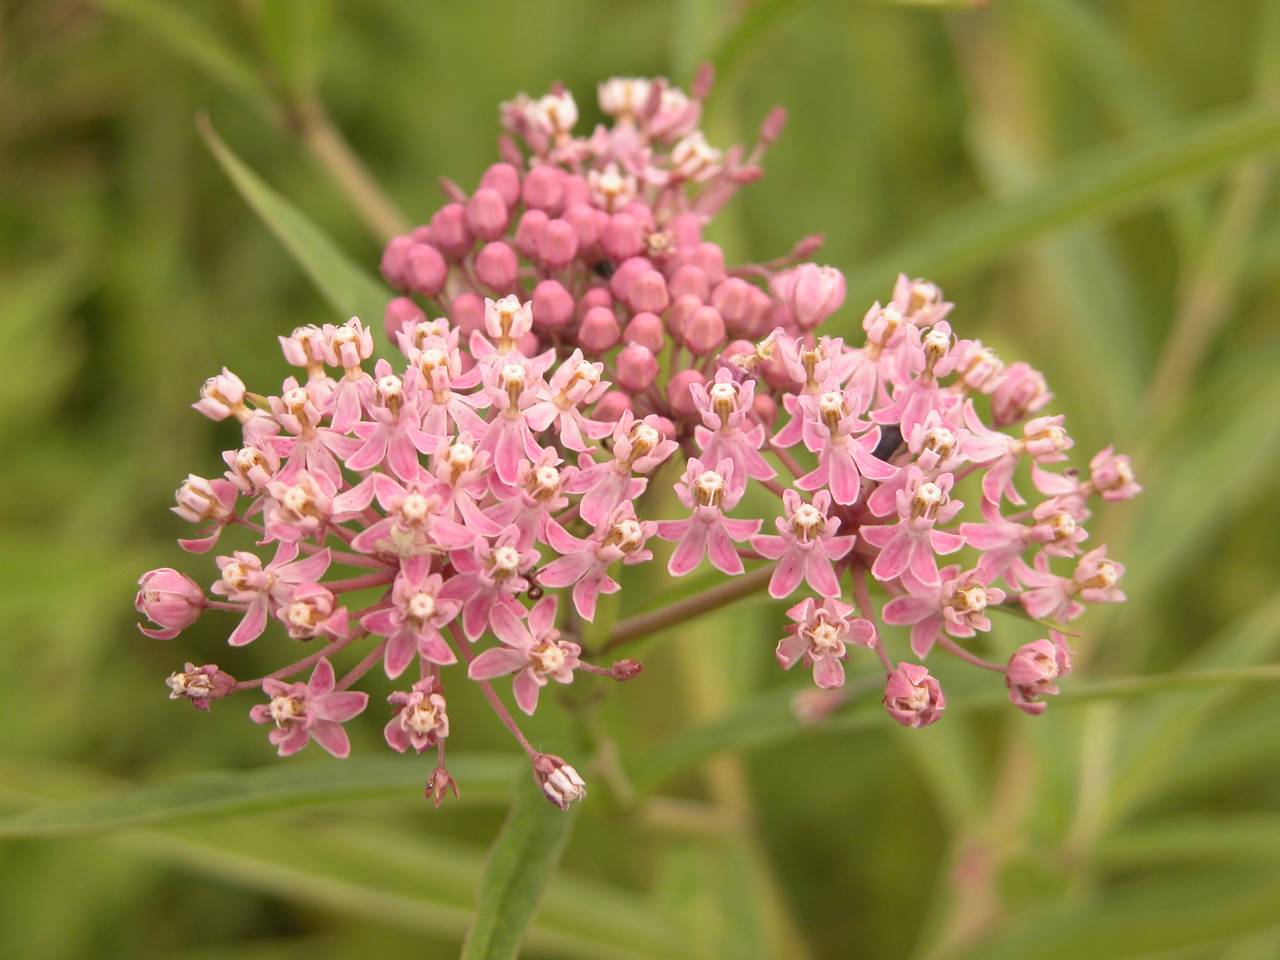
left=137, top=68, right=1139, bottom=808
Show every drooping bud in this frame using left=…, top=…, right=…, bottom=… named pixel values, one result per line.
left=531, top=753, right=587, bottom=810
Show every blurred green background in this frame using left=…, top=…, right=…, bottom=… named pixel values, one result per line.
left=3, top=0, right=1280, bottom=958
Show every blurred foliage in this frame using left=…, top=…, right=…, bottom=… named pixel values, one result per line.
left=2, top=0, right=1279, bottom=958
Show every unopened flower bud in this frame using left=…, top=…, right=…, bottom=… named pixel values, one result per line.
left=532, top=279, right=575, bottom=330
left=405, top=243, right=448, bottom=297
left=515, top=208, right=549, bottom=259
left=669, top=264, right=710, bottom=301
left=385, top=297, right=425, bottom=342
left=465, top=187, right=510, bottom=241
left=1006, top=636, right=1071, bottom=715
left=475, top=241, right=519, bottom=291
left=538, top=218, right=579, bottom=268
left=563, top=201, right=600, bottom=250
left=627, top=269, right=670, bottom=314
left=137, top=568, right=205, bottom=639
left=532, top=753, right=587, bottom=810
left=616, top=342, right=658, bottom=391
left=429, top=203, right=472, bottom=258
left=426, top=764, right=460, bottom=808
left=788, top=264, right=846, bottom=329
left=380, top=234, right=414, bottom=288
left=522, top=164, right=565, bottom=213
left=667, top=369, right=707, bottom=416
left=450, top=293, right=486, bottom=336
left=609, top=658, right=644, bottom=681
left=578, top=306, right=622, bottom=353
left=624, top=311, right=665, bottom=353
left=602, top=212, right=644, bottom=261
left=685, top=305, right=726, bottom=356
left=480, top=162, right=521, bottom=207
left=593, top=390, right=631, bottom=422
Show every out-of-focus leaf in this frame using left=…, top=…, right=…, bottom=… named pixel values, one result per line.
left=198, top=115, right=389, bottom=324
left=460, top=774, right=578, bottom=960
left=0, top=754, right=520, bottom=838
left=843, top=100, right=1280, bottom=309
left=958, top=868, right=1280, bottom=960
left=1093, top=816, right=1280, bottom=868
left=98, top=0, right=272, bottom=113
left=251, top=0, right=334, bottom=99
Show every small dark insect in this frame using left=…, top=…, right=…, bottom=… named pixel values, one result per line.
left=526, top=583, right=545, bottom=601
left=872, top=423, right=904, bottom=462
left=593, top=259, right=616, bottom=279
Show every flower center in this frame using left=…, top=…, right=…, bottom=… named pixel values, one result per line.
left=287, top=600, right=318, bottom=628
left=406, top=700, right=442, bottom=735
left=817, top=391, right=845, bottom=431
left=608, top=518, right=643, bottom=551
left=408, top=592, right=436, bottom=621
left=709, top=381, right=737, bottom=418
left=950, top=584, right=988, bottom=614
left=491, top=545, right=521, bottom=577
left=808, top=619, right=843, bottom=654
left=791, top=503, right=823, bottom=540
left=1047, top=512, right=1077, bottom=541
left=268, top=695, right=304, bottom=726
left=532, top=641, right=566, bottom=674
left=401, top=493, right=430, bottom=523
left=911, top=482, right=944, bottom=519
left=923, top=427, right=956, bottom=459
left=694, top=470, right=726, bottom=508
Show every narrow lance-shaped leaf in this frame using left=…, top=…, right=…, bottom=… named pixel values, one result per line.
left=198, top=115, right=390, bottom=326
left=461, top=772, right=578, bottom=960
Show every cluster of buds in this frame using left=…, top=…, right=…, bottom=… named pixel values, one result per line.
left=137, top=68, right=1139, bottom=809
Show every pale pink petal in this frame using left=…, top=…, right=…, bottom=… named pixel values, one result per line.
left=468, top=646, right=528, bottom=680
left=308, top=720, right=351, bottom=758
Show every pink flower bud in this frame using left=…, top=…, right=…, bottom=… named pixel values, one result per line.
left=479, top=162, right=521, bottom=207
left=616, top=342, right=658, bottom=391
left=882, top=663, right=945, bottom=728
left=592, top=390, right=631, bottom=422
left=711, top=277, right=755, bottom=335
left=538, top=218, right=579, bottom=269
left=166, top=662, right=235, bottom=710
left=522, top=164, right=565, bottom=213
left=576, top=284, right=613, bottom=321
left=475, top=241, right=519, bottom=291
left=405, top=243, right=448, bottom=297
left=515, top=209, right=549, bottom=259
left=532, top=753, right=586, bottom=809
left=653, top=416, right=677, bottom=440
left=609, top=256, right=651, bottom=302
left=684, top=305, right=726, bottom=356
left=610, top=658, right=644, bottom=681
left=426, top=764, right=459, bottom=807
left=562, top=201, right=600, bottom=251
left=532, top=279, right=575, bottom=330
left=669, top=264, right=710, bottom=301
left=627, top=269, right=670, bottom=314
left=562, top=173, right=591, bottom=207
left=666, top=293, right=702, bottom=343
left=384, top=297, right=425, bottom=342
left=602, top=212, right=644, bottom=261
left=429, top=203, right=472, bottom=258
left=689, top=242, right=727, bottom=286
left=578, top=305, right=622, bottom=353
left=450, top=293, right=486, bottom=336
left=137, top=568, right=205, bottom=639
left=788, top=264, right=846, bottom=329
left=624, top=311, right=665, bottom=353
left=667, top=368, right=707, bottom=416
left=1006, top=636, right=1071, bottom=715
left=380, top=234, right=414, bottom=288
left=753, top=392, right=778, bottom=427
left=465, top=187, right=509, bottom=241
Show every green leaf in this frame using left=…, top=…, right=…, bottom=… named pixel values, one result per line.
left=198, top=115, right=389, bottom=325
left=842, top=100, right=1280, bottom=309
left=461, top=772, right=578, bottom=960
left=0, top=754, right=521, bottom=839
left=1093, top=815, right=1280, bottom=869
left=98, top=0, right=272, bottom=114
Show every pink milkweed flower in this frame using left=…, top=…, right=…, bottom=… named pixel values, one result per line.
left=222, top=443, right=280, bottom=496
left=249, top=658, right=369, bottom=757
left=339, top=474, right=474, bottom=558
left=882, top=663, right=945, bottom=727
left=276, top=582, right=348, bottom=642
left=486, top=450, right=578, bottom=549
left=891, top=273, right=953, bottom=326
left=279, top=323, right=333, bottom=382
left=861, top=468, right=965, bottom=588
left=361, top=557, right=461, bottom=677
left=136, top=568, right=205, bottom=639
left=949, top=338, right=1004, bottom=394
left=173, top=474, right=238, bottom=553
left=776, top=596, right=875, bottom=688
left=193, top=367, right=248, bottom=421
left=524, top=349, right=611, bottom=452
left=409, top=337, right=487, bottom=438
left=440, top=525, right=540, bottom=640
left=964, top=408, right=1073, bottom=506
left=961, top=498, right=1089, bottom=582
left=1006, top=634, right=1072, bottom=715
left=532, top=752, right=587, bottom=810
left=428, top=434, right=505, bottom=537
left=690, top=368, right=776, bottom=492
left=991, top=361, right=1051, bottom=427
left=471, top=295, right=537, bottom=362
left=212, top=547, right=332, bottom=647
left=750, top=489, right=855, bottom=599
left=881, top=566, right=1006, bottom=658
left=267, top=378, right=361, bottom=489
left=346, top=361, right=439, bottom=481
left=540, top=501, right=657, bottom=619
left=875, top=321, right=960, bottom=436
left=1088, top=446, right=1142, bottom=502
left=794, top=387, right=897, bottom=505
left=478, top=358, right=549, bottom=485
left=326, top=318, right=375, bottom=433
left=567, top=412, right=677, bottom=525
left=780, top=263, right=846, bottom=329
left=384, top=677, right=450, bottom=753
left=656, top=458, right=762, bottom=576
left=1014, top=546, right=1125, bottom=622
left=263, top=470, right=334, bottom=544
left=866, top=410, right=968, bottom=517
left=166, top=662, right=235, bottom=710
left=467, top=595, right=581, bottom=714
